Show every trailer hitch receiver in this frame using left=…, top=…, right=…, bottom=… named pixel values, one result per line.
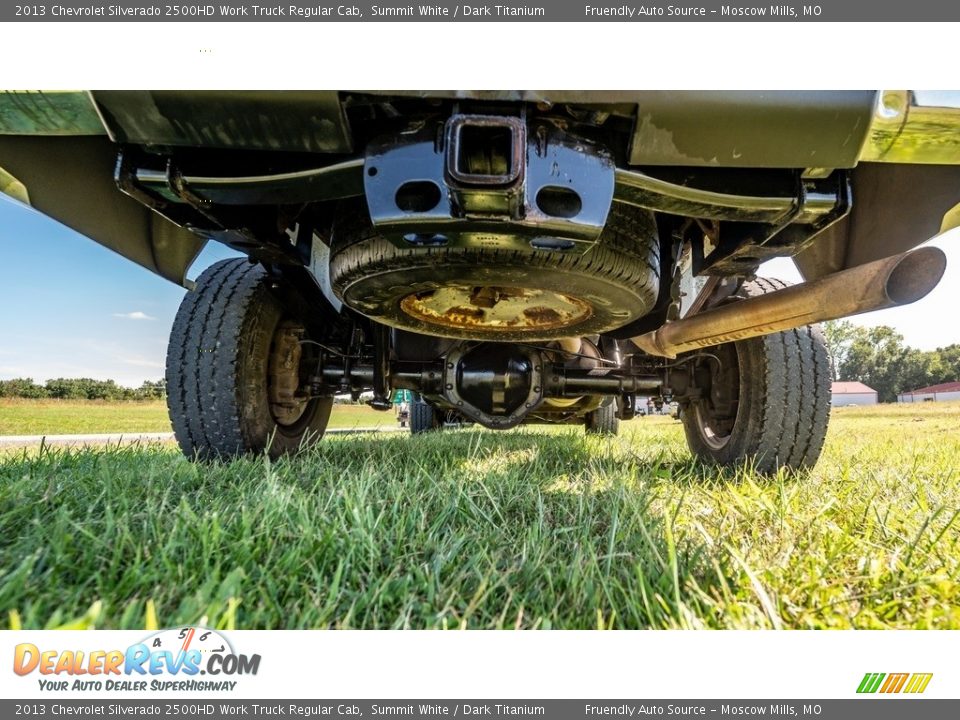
left=363, top=114, right=616, bottom=253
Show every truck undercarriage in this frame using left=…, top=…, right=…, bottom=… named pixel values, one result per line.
left=1, top=90, right=955, bottom=470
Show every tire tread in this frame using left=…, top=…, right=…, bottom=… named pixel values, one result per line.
left=585, top=399, right=620, bottom=435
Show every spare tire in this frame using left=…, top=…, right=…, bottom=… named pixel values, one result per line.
left=328, top=200, right=660, bottom=341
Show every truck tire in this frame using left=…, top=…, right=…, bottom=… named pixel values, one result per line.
left=585, top=398, right=620, bottom=435
left=681, top=278, right=832, bottom=473
left=410, top=397, right=442, bottom=434
left=328, top=200, right=660, bottom=341
left=166, top=258, right=333, bottom=460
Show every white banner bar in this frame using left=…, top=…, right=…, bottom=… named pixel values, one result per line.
left=2, top=630, right=952, bottom=699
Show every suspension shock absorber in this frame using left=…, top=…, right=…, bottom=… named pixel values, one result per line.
left=368, top=322, right=393, bottom=411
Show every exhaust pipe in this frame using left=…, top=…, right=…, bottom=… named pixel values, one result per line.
left=631, top=247, right=947, bottom=358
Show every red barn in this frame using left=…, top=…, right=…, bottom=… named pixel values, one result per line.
left=898, top=381, right=960, bottom=403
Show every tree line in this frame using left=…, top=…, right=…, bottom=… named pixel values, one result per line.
left=0, top=377, right=166, bottom=401
left=824, top=321, right=960, bottom=403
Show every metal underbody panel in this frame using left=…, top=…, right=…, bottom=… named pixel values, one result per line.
left=0, top=134, right=204, bottom=284
left=1, top=90, right=959, bottom=289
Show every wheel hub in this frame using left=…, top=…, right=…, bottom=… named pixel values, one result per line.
left=268, top=320, right=309, bottom=426
left=399, top=285, right=593, bottom=334
left=691, top=345, right=739, bottom=449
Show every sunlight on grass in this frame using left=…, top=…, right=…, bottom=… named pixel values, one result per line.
left=1, top=403, right=958, bottom=629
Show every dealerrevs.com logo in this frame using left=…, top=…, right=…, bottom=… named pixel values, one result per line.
left=13, top=627, right=260, bottom=692
left=857, top=673, right=933, bottom=694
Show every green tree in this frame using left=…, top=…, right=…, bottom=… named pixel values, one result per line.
left=0, top=378, right=47, bottom=398
left=136, top=379, right=167, bottom=400
left=45, top=378, right=91, bottom=400
left=900, top=348, right=943, bottom=394
left=838, top=325, right=917, bottom=402
left=933, top=344, right=960, bottom=384
left=0, top=376, right=165, bottom=400
left=45, top=377, right=124, bottom=401
left=822, top=320, right=858, bottom=380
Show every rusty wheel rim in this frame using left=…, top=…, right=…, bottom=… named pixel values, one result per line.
left=691, top=343, right=740, bottom=451
left=267, top=319, right=310, bottom=427
left=399, top=285, right=593, bottom=334
left=693, top=404, right=732, bottom=450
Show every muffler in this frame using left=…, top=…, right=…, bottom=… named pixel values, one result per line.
left=631, top=246, right=947, bottom=358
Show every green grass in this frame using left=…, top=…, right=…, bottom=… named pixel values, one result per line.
left=0, top=399, right=174, bottom=435
left=0, top=399, right=393, bottom=435
left=1, top=403, right=959, bottom=629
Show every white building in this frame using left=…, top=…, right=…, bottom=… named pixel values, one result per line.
left=898, top=381, right=960, bottom=403
left=831, top=381, right=879, bottom=407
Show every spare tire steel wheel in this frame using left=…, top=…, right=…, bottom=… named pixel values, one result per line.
left=329, top=201, right=660, bottom=341
left=166, top=258, right=333, bottom=460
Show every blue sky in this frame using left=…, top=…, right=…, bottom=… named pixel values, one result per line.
left=1, top=194, right=958, bottom=387
left=0, top=196, right=238, bottom=387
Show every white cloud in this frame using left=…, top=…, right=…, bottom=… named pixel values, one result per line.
left=0, top=365, right=31, bottom=375
left=113, top=311, right=156, bottom=321
left=118, top=356, right=165, bottom=369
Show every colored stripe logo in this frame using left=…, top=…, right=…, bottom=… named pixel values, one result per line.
left=857, top=672, right=933, bottom=694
